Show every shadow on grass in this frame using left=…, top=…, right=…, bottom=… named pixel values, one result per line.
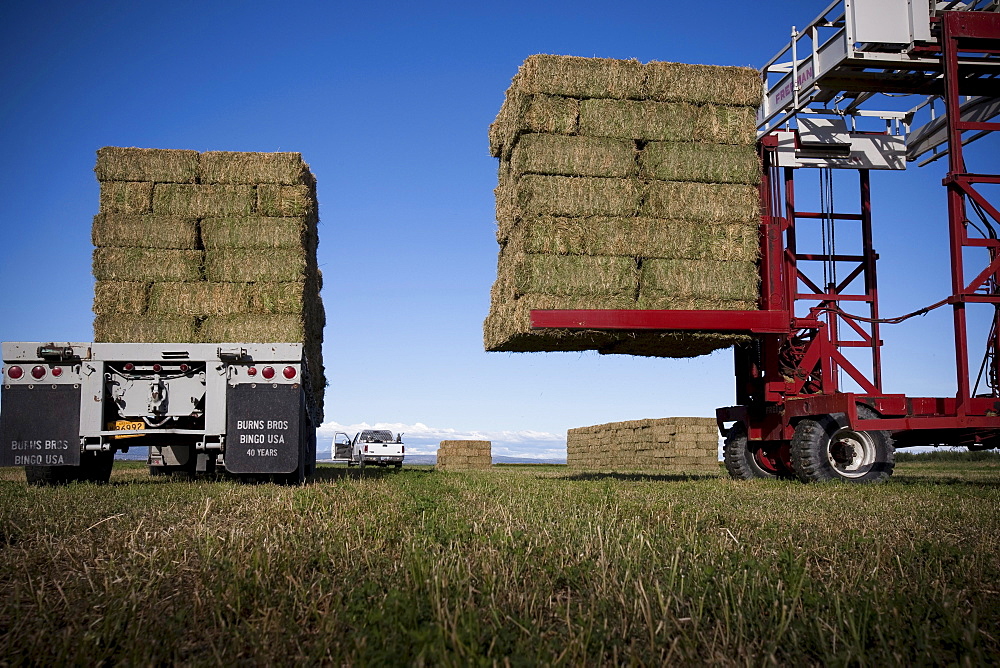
left=559, top=471, right=722, bottom=483
left=312, top=465, right=433, bottom=483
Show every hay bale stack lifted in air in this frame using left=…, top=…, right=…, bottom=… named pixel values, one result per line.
left=91, top=147, right=326, bottom=419
left=436, top=441, right=493, bottom=471
left=485, top=55, right=763, bottom=357
left=567, top=417, right=719, bottom=472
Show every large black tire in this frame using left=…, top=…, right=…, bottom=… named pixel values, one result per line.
left=790, top=405, right=894, bottom=483
left=723, top=423, right=793, bottom=480
left=79, top=450, right=115, bottom=484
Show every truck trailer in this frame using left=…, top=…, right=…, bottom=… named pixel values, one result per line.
left=0, top=341, right=317, bottom=485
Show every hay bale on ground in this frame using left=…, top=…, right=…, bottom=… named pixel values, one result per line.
left=92, top=248, right=203, bottom=282
left=567, top=417, right=719, bottom=471
left=95, top=147, right=199, bottom=184
left=92, top=213, right=198, bottom=249
left=437, top=440, right=492, bottom=471
left=199, top=152, right=312, bottom=185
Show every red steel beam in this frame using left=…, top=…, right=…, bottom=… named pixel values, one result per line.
left=530, top=309, right=792, bottom=333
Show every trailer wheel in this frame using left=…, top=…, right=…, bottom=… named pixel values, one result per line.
left=723, top=423, right=792, bottom=480
left=790, top=405, right=894, bottom=483
left=78, top=450, right=115, bottom=484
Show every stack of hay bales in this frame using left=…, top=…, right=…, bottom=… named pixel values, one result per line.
left=436, top=441, right=492, bottom=471
left=91, top=147, right=325, bottom=419
left=567, top=418, right=719, bottom=472
left=485, top=55, right=762, bottom=357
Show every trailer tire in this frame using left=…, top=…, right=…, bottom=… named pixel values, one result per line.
left=78, top=450, right=115, bottom=484
left=790, top=405, right=894, bottom=483
left=723, top=422, right=793, bottom=480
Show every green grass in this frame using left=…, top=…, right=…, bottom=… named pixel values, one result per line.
left=1, top=461, right=998, bottom=665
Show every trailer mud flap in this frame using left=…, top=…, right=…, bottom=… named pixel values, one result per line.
left=0, top=384, right=81, bottom=467
left=224, top=384, right=302, bottom=474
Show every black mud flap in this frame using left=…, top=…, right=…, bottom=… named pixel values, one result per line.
left=224, top=384, right=303, bottom=474
left=0, top=384, right=81, bottom=467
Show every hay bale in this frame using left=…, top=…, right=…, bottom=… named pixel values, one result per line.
left=490, top=94, right=580, bottom=159
left=437, top=440, right=492, bottom=470
left=510, top=134, right=636, bottom=178
left=567, top=417, right=720, bottom=470
left=92, top=213, right=198, bottom=249
left=505, top=217, right=757, bottom=261
left=644, top=62, right=761, bottom=106
left=639, top=142, right=760, bottom=185
left=199, top=152, right=312, bottom=185
left=500, top=252, right=637, bottom=298
left=201, top=216, right=313, bottom=249
left=99, top=182, right=153, bottom=214
left=246, top=282, right=310, bottom=314
left=152, top=184, right=254, bottom=217
left=639, top=259, right=759, bottom=301
left=198, top=315, right=305, bottom=343
left=578, top=99, right=701, bottom=142
left=257, top=184, right=315, bottom=217
left=204, top=249, right=308, bottom=283
left=92, top=248, right=203, bottom=282
left=93, top=315, right=197, bottom=343
left=515, top=175, right=640, bottom=218
left=510, top=54, right=645, bottom=100
left=147, top=282, right=251, bottom=316
left=95, top=147, right=198, bottom=184
left=93, top=281, right=149, bottom=315
left=641, top=181, right=758, bottom=223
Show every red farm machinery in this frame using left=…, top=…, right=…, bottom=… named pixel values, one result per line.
left=532, top=1, right=1000, bottom=483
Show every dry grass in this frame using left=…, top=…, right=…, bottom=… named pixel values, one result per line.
left=510, top=133, right=637, bottom=178
left=4, top=461, right=994, bottom=665
left=92, top=281, right=150, bottom=315
left=640, top=259, right=759, bottom=301
left=257, top=184, right=316, bottom=218
left=204, top=249, right=309, bottom=283
left=639, top=142, right=760, bottom=185
left=152, top=184, right=254, bottom=217
left=641, top=181, right=759, bottom=223
left=99, top=181, right=153, bottom=214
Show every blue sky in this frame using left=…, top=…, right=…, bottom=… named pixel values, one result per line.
left=2, top=1, right=996, bottom=458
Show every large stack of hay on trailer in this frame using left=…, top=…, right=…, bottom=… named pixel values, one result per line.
left=567, top=418, right=719, bottom=471
left=436, top=441, right=492, bottom=470
left=486, top=55, right=762, bottom=357
left=91, top=147, right=325, bottom=419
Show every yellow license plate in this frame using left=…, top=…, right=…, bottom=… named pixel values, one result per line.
left=110, top=420, right=145, bottom=439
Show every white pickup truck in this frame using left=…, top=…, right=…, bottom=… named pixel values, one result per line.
left=334, top=429, right=404, bottom=469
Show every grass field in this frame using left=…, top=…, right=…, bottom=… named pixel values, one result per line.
left=1, top=457, right=998, bottom=665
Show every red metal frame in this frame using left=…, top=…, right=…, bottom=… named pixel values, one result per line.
left=530, top=11, right=1000, bottom=451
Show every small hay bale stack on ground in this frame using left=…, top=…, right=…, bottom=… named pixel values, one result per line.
left=567, top=417, right=719, bottom=472
left=91, top=147, right=325, bottom=420
left=436, top=441, right=493, bottom=471
left=485, top=55, right=762, bottom=358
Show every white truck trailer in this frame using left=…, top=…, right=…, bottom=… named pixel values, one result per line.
left=0, top=341, right=317, bottom=485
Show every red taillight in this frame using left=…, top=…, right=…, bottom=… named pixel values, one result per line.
left=31, top=366, right=46, bottom=380
left=283, top=366, right=296, bottom=379
left=401, top=445, right=405, bottom=453
left=152, top=363, right=162, bottom=373
left=247, top=366, right=257, bottom=376
left=7, top=366, right=24, bottom=380
left=180, top=363, right=189, bottom=373
left=262, top=366, right=275, bottom=380
left=364, top=445, right=368, bottom=452
left=51, top=367, right=63, bottom=378
left=124, top=362, right=134, bottom=371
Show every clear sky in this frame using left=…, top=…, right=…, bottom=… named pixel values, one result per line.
left=1, top=1, right=996, bottom=458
